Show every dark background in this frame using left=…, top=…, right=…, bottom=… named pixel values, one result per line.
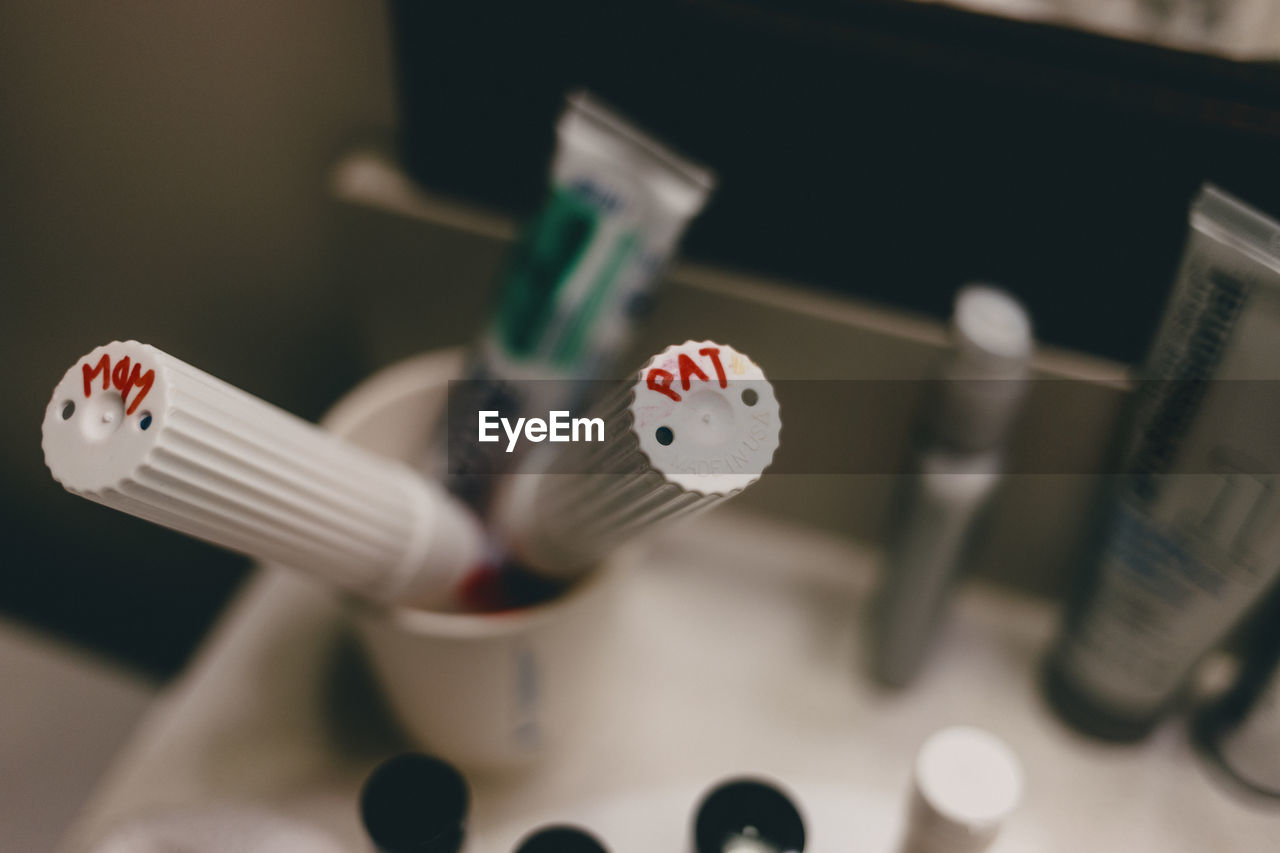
left=392, top=0, right=1280, bottom=365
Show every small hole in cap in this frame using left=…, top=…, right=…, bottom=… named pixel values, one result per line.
left=741, top=389, right=758, bottom=407
left=138, top=412, right=153, bottom=431
left=61, top=401, right=76, bottom=420
left=656, top=426, right=674, bottom=446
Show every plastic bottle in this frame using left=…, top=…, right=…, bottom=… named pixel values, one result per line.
left=871, top=285, right=1033, bottom=687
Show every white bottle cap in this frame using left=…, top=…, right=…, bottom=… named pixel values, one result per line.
left=42, top=341, right=485, bottom=610
left=951, top=285, right=1033, bottom=373
left=935, top=285, right=1034, bottom=453
left=631, top=340, right=780, bottom=494
left=902, top=726, right=1024, bottom=853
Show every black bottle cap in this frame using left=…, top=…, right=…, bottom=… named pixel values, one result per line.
left=692, top=777, right=806, bottom=853
left=360, top=753, right=469, bottom=853
left=512, top=824, right=609, bottom=853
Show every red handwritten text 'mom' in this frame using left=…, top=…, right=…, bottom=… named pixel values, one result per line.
left=82, top=353, right=155, bottom=416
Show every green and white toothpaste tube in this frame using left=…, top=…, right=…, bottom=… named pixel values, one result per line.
left=440, top=90, right=716, bottom=510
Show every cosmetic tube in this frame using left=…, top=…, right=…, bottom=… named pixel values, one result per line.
left=1046, top=185, right=1280, bottom=740
left=871, top=285, right=1033, bottom=687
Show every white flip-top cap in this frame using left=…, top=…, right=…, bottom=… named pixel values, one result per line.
left=631, top=340, right=780, bottom=494
left=42, top=340, right=484, bottom=609
left=934, top=285, right=1034, bottom=453
left=951, top=285, right=1033, bottom=375
left=905, top=726, right=1024, bottom=853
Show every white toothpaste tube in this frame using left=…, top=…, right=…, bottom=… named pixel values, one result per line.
left=43, top=341, right=486, bottom=611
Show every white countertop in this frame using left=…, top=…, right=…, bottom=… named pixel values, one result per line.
left=60, top=511, right=1279, bottom=851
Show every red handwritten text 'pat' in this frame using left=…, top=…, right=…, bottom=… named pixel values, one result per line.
left=645, top=346, right=728, bottom=403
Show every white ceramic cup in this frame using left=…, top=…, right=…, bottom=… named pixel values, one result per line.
left=322, top=349, right=620, bottom=773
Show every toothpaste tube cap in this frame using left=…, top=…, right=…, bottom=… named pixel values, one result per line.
left=631, top=340, right=780, bottom=495
left=42, top=339, right=169, bottom=494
